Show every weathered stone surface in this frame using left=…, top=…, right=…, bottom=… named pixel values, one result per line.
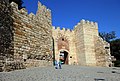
left=0, top=1, right=53, bottom=72
left=53, top=20, right=113, bottom=67
left=2, top=61, right=26, bottom=72
left=94, top=36, right=112, bottom=67
left=0, top=0, right=113, bottom=72
left=0, top=0, right=14, bottom=72
left=11, top=1, right=53, bottom=68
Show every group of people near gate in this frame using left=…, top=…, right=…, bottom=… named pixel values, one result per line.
left=54, top=59, right=62, bottom=69
left=54, top=52, right=65, bottom=69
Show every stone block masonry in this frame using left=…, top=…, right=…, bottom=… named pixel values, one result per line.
left=0, top=0, right=14, bottom=71
left=0, top=0, right=53, bottom=71
left=11, top=1, right=53, bottom=67
left=53, top=19, right=113, bottom=67
left=0, top=0, right=113, bottom=72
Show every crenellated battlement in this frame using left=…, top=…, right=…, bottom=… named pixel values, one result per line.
left=52, top=19, right=101, bottom=34
left=52, top=26, right=73, bottom=33
left=62, top=28, right=66, bottom=31
left=10, top=2, right=18, bottom=10
left=20, top=8, right=28, bottom=15
left=38, top=1, right=51, bottom=13
left=10, top=1, right=51, bottom=20
left=10, top=2, right=28, bottom=15
left=36, top=1, right=51, bottom=16
left=28, top=13, right=35, bottom=19
left=80, top=19, right=98, bottom=26
left=74, top=19, right=98, bottom=30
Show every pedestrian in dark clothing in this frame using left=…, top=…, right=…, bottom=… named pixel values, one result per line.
left=54, top=60, right=58, bottom=69
left=59, top=60, right=62, bottom=69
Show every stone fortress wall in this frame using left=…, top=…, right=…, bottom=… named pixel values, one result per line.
left=0, top=1, right=53, bottom=71
left=0, top=0, right=113, bottom=72
left=11, top=1, right=53, bottom=67
left=52, top=19, right=112, bottom=67
left=0, top=0, right=14, bottom=71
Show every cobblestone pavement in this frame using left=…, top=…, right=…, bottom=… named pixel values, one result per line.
left=0, top=65, right=120, bottom=81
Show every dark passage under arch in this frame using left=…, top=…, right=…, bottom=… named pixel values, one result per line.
left=59, top=51, right=68, bottom=64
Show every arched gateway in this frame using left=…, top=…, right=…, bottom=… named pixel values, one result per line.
left=59, top=50, right=69, bottom=64
left=52, top=32, right=71, bottom=65
left=57, top=37, right=69, bottom=64
left=52, top=29, right=78, bottom=65
left=52, top=23, right=112, bottom=67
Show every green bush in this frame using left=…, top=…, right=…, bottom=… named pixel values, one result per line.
left=114, top=60, right=120, bottom=67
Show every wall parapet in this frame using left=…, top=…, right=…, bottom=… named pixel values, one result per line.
left=74, top=19, right=98, bottom=30
left=10, top=1, right=51, bottom=21
left=52, top=26, right=73, bottom=33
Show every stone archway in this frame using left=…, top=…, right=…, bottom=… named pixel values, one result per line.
left=59, top=50, right=69, bottom=64
left=57, top=36, right=69, bottom=64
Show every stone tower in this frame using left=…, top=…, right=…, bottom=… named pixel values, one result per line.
left=52, top=19, right=112, bottom=67
left=74, top=20, right=99, bottom=66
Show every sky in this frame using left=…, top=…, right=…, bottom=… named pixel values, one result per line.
left=22, top=0, right=120, bottom=38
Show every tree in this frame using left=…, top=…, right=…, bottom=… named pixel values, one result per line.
left=99, top=31, right=120, bottom=67
left=99, top=31, right=116, bottom=43
left=110, top=39, right=120, bottom=67
left=9, top=0, right=24, bottom=9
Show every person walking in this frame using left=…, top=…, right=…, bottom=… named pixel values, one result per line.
left=59, top=60, right=62, bottom=69
left=54, top=60, right=58, bottom=69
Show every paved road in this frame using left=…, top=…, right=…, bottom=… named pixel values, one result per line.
left=0, top=65, right=120, bottom=81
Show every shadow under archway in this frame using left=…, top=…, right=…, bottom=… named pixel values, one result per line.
left=59, top=51, right=68, bottom=64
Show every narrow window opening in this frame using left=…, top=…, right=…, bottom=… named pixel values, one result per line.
left=105, top=47, right=109, bottom=49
